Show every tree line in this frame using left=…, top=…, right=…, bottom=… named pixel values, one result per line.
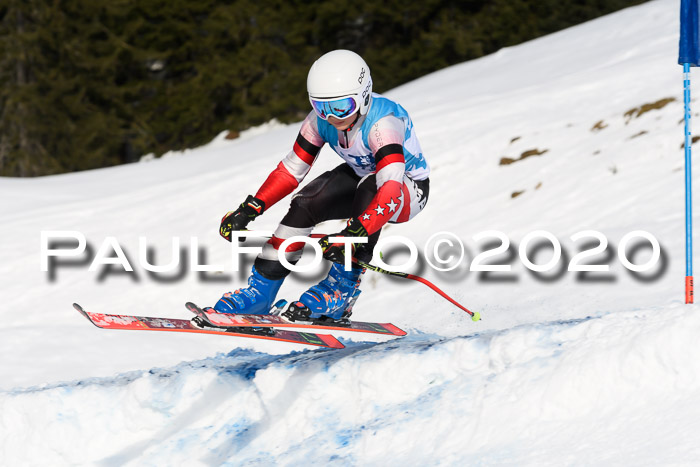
left=0, top=0, right=647, bottom=177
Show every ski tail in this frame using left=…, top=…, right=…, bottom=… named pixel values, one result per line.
left=74, top=303, right=344, bottom=349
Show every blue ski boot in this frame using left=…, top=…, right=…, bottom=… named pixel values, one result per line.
left=283, top=263, right=364, bottom=322
left=213, top=266, right=284, bottom=315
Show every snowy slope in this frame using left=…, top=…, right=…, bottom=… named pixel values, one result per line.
left=5, top=304, right=700, bottom=465
left=1, top=0, right=697, bottom=464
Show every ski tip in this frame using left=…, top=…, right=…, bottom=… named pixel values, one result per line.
left=321, top=334, right=345, bottom=349
left=383, top=323, right=407, bottom=336
left=73, top=303, right=100, bottom=328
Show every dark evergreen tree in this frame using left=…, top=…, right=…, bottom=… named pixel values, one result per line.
left=0, top=0, right=649, bottom=177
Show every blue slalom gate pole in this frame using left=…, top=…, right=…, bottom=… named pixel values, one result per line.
left=680, top=0, right=699, bottom=304
left=684, top=63, right=694, bottom=304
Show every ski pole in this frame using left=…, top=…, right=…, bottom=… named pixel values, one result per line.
left=351, top=259, right=481, bottom=322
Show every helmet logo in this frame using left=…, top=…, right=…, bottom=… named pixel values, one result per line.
left=358, top=68, right=365, bottom=84
left=361, top=78, right=372, bottom=103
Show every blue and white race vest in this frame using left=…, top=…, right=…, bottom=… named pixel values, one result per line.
left=315, top=93, right=430, bottom=180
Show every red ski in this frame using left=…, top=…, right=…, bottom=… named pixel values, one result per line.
left=74, top=303, right=344, bottom=349
left=186, top=302, right=406, bottom=337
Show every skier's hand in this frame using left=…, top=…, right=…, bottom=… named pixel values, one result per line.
left=319, top=218, right=368, bottom=264
left=318, top=235, right=351, bottom=264
left=219, top=195, right=265, bottom=242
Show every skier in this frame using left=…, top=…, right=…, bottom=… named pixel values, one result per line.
left=216, top=49, right=430, bottom=321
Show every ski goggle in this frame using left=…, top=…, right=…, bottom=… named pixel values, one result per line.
left=309, top=95, right=359, bottom=120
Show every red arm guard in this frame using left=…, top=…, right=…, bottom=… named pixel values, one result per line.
left=254, top=161, right=299, bottom=208
left=358, top=180, right=404, bottom=235
left=254, top=133, right=322, bottom=208
left=357, top=143, right=406, bottom=235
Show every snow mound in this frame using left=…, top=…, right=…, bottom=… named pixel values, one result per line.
left=3, top=303, right=699, bottom=465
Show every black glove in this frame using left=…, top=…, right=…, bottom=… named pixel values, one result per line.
left=319, top=217, right=369, bottom=264
left=219, top=195, right=266, bottom=242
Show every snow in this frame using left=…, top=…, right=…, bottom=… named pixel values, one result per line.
left=0, top=0, right=697, bottom=463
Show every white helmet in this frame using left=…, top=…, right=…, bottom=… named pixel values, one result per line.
left=307, top=50, right=373, bottom=117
